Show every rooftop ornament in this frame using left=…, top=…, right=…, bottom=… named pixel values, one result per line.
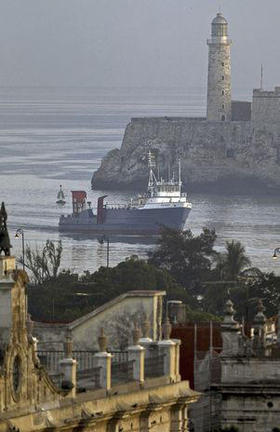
left=98, top=327, right=107, bottom=353
left=0, top=202, right=12, bottom=257
left=162, top=316, right=172, bottom=340
left=15, top=228, right=25, bottom=270
left=132, top=324, right=141, bottom=346
left=64, top=328, right=73, bottom=358
left=142, top=316, right=151, bottom=339
left=222, top=299, right=239, bottom=331
left=254, top=299, right=266, bottom=326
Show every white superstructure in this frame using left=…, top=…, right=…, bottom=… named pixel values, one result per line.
left=137, top=152, right=192, bottom=210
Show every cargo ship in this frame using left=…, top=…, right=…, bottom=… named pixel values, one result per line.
left=58, top=153, right=192, bottom=235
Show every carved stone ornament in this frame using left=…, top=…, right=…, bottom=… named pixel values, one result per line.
left=98, top=327, right=107, bottom=352
left=26, top=313, right=34, bottom=336
left=222, top=299, right=239, bottom=331
left=0, top=202, right=12, bottom=256
left=254, top=299, right=266, bottom=325
left=64, top=328, right=73, bottom=357
left=142, top=317, right=151, bottom=338
left=162, top=317, right=172, bottom=340
left=11, top=354, right=22, bottom=402
left=132, top=325, right=141, bottom=345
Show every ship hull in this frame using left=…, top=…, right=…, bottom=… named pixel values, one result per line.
left=59, top=206, right=191, bottom=235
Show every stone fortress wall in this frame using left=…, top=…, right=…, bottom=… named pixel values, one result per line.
left=92, top=13, right=280, bottom=193
left=93, top=114, right=280, bottom=192
left=252, top=86, right=280, bottom=123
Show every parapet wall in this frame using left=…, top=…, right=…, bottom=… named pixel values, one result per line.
left=252, top=87, right=280, bottom=123
left=92, top=116, right=280, bottom=192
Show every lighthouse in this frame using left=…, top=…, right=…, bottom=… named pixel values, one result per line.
left=207, top=13, right=232, bottom=121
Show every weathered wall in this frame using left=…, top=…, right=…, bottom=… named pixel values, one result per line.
left=216, top=357, right=280, bottom=431
left=222, top=358, right=280, bottom=383
left=252, top=87, right=280, bottom=123
left=2, top=380, right=197, bottom=432
left=207, top=42, right=231, bottom=121
left=231, top=100, right=251, bottom=121
left=70, top=291, right=163, bottom=350
left=34, top=291, right=164, bottom=351
left=92, top=116, right=280, bottom=193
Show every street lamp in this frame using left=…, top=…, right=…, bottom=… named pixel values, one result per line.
left=98, top=235, right=110, bottom=267
left=15, top=228, right=25, bottom=270
left=272, top=248, right=280, bottom=260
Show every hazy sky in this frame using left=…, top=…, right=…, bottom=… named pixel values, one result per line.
left=0, top=0, right=279, bottom=94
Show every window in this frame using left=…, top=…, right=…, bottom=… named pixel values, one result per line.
left=222, top=90, right=225, bottom=95
left=222, top=104, right=225, bottom=109
left=221, top=62, right=225, bottom=66
left=221, top=115, right=225, bottom=121
left=222, top=76, right=225, bottom=80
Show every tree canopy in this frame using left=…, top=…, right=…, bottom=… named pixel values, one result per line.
left=25, top=228, right=280, bottom=324
left=148, top=226, right=217, bottom=297
left=27, top=256, right=194, bottom=322
left=20, top=240, right=62, bottom=285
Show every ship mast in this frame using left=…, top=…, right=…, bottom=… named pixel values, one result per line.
left=178, top=158, right=182, bottom=196
left=147, top=151, right=157, bottom=196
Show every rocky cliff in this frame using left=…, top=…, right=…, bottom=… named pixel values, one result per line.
left=92, top=116, right=280, bottom=193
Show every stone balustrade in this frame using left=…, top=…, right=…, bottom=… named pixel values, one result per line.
left=55, top=320, right=181, bottom=395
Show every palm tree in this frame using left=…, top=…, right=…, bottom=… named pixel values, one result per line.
left=222, top=240, right=251, bottom=281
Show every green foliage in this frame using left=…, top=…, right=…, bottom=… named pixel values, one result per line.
left=214, top=240, right=251, bottom=281
left=148, top=226, right=217, bottom=296
left=20, top=240, right=62, bottom=285
left=203, top=242, right=257, bottom=316
left=185, top=305, right=221, bottom=322
left=28, top=257, right=193, bottom=322
left=235, top=271, right=280, bottom=320
left=204, top=268, right=280, bottom=320
left=220, top=427, right=239, bottom=432
left=26, top=229, right=280, bottom=324
left=212, top=427, right=239, bottom=432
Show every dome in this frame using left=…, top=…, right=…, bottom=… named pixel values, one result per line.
left=211, top=13, right=228, bottom=37
left=212, top=12, right=228, bottom=25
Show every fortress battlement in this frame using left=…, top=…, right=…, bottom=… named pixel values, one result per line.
left=92, top=13, right=280, bottom=194
left=253, top=87, right=280, bottom=98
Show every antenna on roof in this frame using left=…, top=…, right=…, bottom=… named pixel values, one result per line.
left=260, top=64, right=264, bottom=90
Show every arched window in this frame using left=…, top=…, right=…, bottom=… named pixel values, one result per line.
left=221, top=115, right=225, bottom=121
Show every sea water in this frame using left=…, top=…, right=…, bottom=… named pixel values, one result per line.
left=0, top=86, right=279, bottom=274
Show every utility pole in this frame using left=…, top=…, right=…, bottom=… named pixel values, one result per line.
left=260, top=64, right=264, bottom=90
left=15, top=228, right=25, bottom=271
left=106, top=238, right=110, bottom=268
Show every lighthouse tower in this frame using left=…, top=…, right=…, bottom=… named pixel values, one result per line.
left=207, top=13, right=232, bottom=121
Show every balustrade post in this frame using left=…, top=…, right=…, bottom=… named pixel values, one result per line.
left=59, top=328, right=77, bottom=398
left=157, top=317, right=176, bottom=381
left=172, top=338, right=181, bottom=381
left=94, top=328, right=112, bottom=390
left=128, top=325, right=145, bottom=383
